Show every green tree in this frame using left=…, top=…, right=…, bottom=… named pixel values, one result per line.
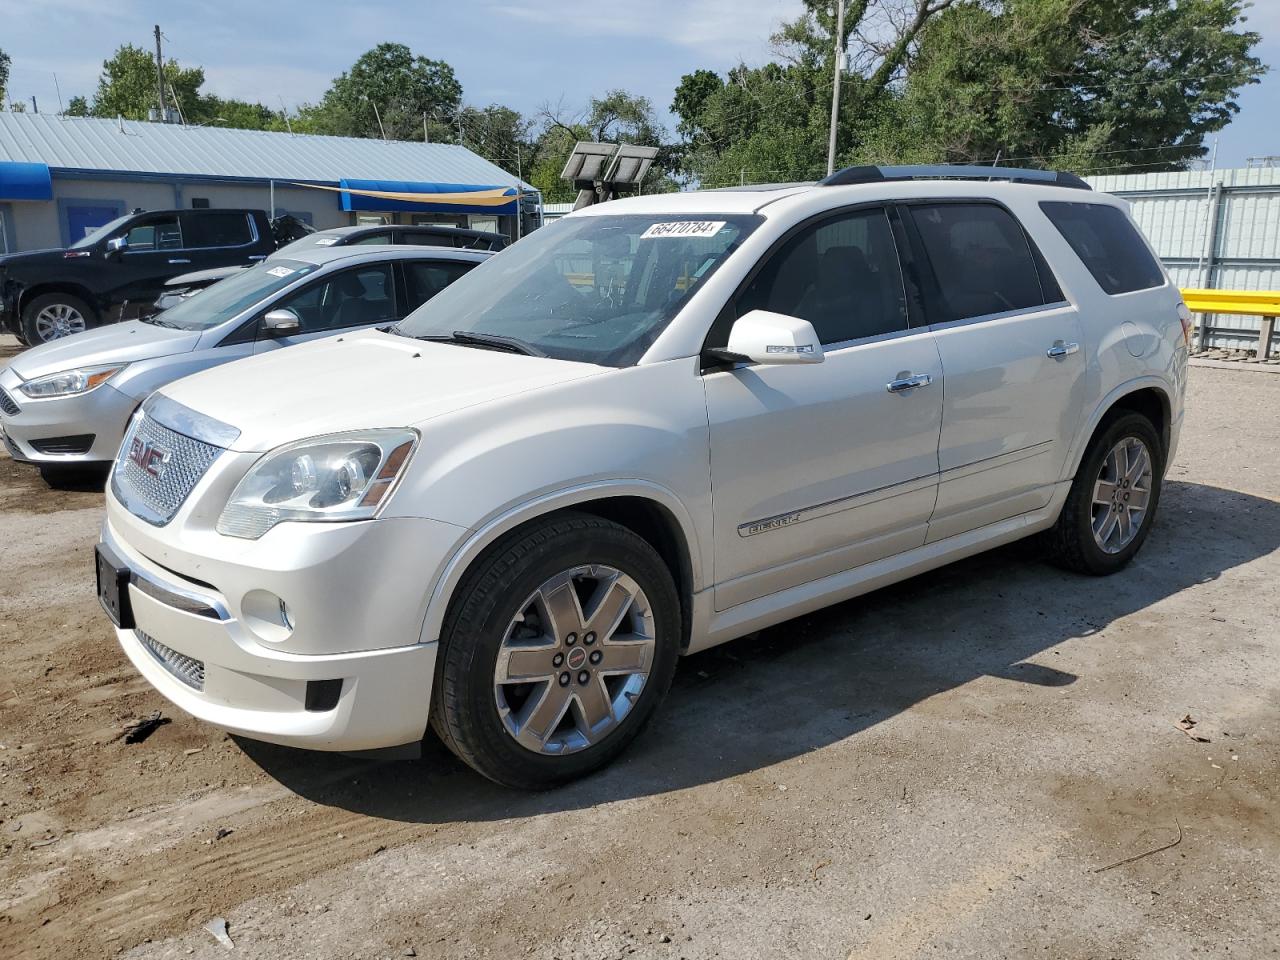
left=0, top=49, right=10, bottom=110
left=64, top=95, right=90, bottom=117
left=861, top=0, right=1265, bottom=173
left=297, top=43, right=462, bottom=140
left=457, top=104, right=533, bottom=177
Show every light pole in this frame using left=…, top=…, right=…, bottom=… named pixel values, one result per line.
left=826, top=0, right=846, bottom=177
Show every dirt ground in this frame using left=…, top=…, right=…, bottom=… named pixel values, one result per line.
left=1, top=354, right=1278, bottom=960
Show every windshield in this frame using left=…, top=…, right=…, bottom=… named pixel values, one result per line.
left=71, top=215, right=133, bottom=249
left=149, top=260, right=319, bottom=331
left=395, top=213, right=760, bottom=365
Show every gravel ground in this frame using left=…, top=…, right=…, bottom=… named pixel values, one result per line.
left=0, top=350, right=1277, bottom=960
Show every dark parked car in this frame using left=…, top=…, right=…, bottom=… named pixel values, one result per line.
left=0, top=209, right=276, bottom=345
left=151, top=224, right=510, bottom=313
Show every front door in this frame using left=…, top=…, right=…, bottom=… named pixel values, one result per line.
left=253, top=262, right=399, bottom=354
left=109, top=213, right=187, bottom=320
left=901, top=201, right=1087, bottom=541
left=704, top=206, right=944, bottom=611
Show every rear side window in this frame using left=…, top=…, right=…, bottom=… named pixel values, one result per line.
left=403, top=260, right=474, bottom=311
left=184, top=212, right=253, bottom=248
left=908, top=203, right=1048, bottom=322
left=1039, top=201, right=1164, bottom=295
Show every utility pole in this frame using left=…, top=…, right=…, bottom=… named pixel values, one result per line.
left=30, top=96, right=37, bottom=114
left=153, top=24, right=166, bottom=121
left=825, top=0, right=846, bottom=177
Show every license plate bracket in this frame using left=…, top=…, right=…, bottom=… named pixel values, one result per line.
left=95, top=543, right=134, bottom=630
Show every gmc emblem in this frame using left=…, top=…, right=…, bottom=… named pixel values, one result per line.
left=127, top=437, right=170, bottom=478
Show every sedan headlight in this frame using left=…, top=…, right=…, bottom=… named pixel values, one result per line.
left=18, top=363, right=128, bottom=398
left=216, top=429, right=418, bottom=539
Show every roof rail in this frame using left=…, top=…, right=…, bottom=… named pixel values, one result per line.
left=820, top=164, right=1091, bottom=191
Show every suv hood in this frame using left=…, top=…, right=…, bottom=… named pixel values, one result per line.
left=0, top=248, right=71, bottom=267
left=158, top=329, right=606, bottom=452
left=7, top=320, right=202, bottom=380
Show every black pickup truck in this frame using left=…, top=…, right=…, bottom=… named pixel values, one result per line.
left=0, top=208, right=279, bottom=345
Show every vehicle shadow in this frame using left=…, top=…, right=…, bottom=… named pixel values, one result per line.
left=239, top=479, right=1280, bottom=822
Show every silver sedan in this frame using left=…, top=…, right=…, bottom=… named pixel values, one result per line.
left=0, top=245, right=488, bottom=483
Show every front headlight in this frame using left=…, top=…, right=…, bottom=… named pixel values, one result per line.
left=18, top=363, right=128, bottom=399
left=216, top=429, right=418, bottom=539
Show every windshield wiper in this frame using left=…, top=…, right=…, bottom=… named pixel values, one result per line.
left=416, top=330, right=545, bottom=357
left=139, top=314, right=180, bottom=328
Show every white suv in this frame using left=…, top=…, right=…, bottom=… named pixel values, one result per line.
left=96, top=166, right=1189, bottom=789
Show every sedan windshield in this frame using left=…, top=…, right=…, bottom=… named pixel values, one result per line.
left=148, top=260, right=319, bottom=331
left=396, top=214, right=760, bottom=365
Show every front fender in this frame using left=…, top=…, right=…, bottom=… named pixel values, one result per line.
left=415, top=479, right=704, bottom=646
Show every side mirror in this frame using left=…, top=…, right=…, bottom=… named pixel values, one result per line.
left=105, top=236, right=128, bottom=257
left=723, top=309, right=824, bottom=365
left=262, top=308, right=301, bottom=337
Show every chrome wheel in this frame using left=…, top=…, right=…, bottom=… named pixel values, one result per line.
left=494, top=564, right=656, bottom=755
left=34, top=303, right=87, bottom=342
left=1091, top=436, right=1153, bottom=554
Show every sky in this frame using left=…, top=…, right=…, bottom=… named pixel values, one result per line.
left=0, top=0, right=1276, bottom=169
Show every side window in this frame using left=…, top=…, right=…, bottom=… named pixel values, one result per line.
left=735, top=207, right=907, bottom=346
left=124, top=215, right=182, bottom=251
left=184, top=212, right=253, bottom=248
left=908, top=203, right=1047, bottom=322
left=400, top=232, right=451, bottom=248
left=402, top=260, right=474, bottom=312
left=268, top=264, right=395, bottom=333
left=1039, top=201, right=1164, bottom=296
left=349, top=231, right=393, bottom=246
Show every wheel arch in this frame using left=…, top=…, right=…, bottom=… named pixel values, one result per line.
left=18, top=282, right=102, bottom=319
left=419, top=481, right=702, bottom=652
left=1065, top=379, right=1173, bottom=481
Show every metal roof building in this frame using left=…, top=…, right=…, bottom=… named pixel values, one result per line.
left=1088, top=166, right=1280, bottom=353
left=0, top=114, right=535, bottom=252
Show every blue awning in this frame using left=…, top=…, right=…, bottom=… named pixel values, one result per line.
left=0, top=161, right=53, bottom=201
left=338, top=179, right=519, bottom=215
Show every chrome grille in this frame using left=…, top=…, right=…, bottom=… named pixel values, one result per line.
left=138, top=631, right=205, bottom=691
left=0, top=386, right=18, bottom=416
left=111, top=413, right=222, bottom=526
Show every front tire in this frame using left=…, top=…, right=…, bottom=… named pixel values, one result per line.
left=1045, top=412, right=1163, bottom=575
left=21, top=293, right=98, bottom=344
left=430, top=512, right=681, bottom=789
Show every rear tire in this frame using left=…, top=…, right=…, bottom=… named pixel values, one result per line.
left=1044, top=412, right=1163, bottom=575
left=430, top=512, right=681, bottom=790
left=21, top=293, right=98, bottom=345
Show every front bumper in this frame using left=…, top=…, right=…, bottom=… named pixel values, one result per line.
left=101, top=489, right=466, bottom=751
left=0, top=365, right=137, bottom=464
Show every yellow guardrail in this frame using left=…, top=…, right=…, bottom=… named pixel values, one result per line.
left=1180, top=288, right=1280, bottom=359
left=1181, top=288, right=1280, bottom=318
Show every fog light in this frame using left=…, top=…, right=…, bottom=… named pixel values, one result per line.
left=242, top=589, right=294, bottom=644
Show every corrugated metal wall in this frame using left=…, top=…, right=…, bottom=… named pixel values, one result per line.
left=1087, top=167, right=1280, bottom=351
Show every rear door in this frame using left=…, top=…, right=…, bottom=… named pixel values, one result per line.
left=901, top=200, right=1087, bottom=541
left=180, top=211, right=267, bottom=270
left=704, top=205, right=944, bottom=610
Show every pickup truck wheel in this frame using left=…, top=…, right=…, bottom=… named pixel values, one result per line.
left=431, top=512, right=681, bottom=789
left=1045, top=412, right=1163, bottom=575
left=22, top=293, right=97, bottom=344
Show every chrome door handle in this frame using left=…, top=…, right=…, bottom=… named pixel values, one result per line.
left=1046, top=341, right=1080, bottom=359
left=886, top=373, right=933, bottom=393
left=168, top=258, right=191, bottom=264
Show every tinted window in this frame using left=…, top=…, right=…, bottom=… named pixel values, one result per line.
left=271, top=264, right=395, bottom=333
left=1039, top=201, right=1164, bottom=295
left=125, top=216, right=182, bottom=251
left=400, top=231, right=453, bottom=248
left=403, top=260, right=474, bottom=311
left=185, top=212, right=253, bottom=248
left=349, top=231, right=393, bottom=246
left=736, top=208, right=907, bottom=345
left=909, top=203, right=1045, bottom=322
left=152, top=260, right=319, bottom=331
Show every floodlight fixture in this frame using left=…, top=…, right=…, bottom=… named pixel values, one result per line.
left=604, top=144, right=659, bottom=187
left=560, top=142, right=618, bottom=189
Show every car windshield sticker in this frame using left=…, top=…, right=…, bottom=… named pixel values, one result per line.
left=640, top=221, right=726, bottom=240
left=266, top=265, right=295, bottom=278
left=313, top=237, right=339, bottom=246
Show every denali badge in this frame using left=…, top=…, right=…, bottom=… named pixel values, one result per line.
left=739, top=511, right=803, bottom=538
left=127, top=437, right=171, bottom=478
